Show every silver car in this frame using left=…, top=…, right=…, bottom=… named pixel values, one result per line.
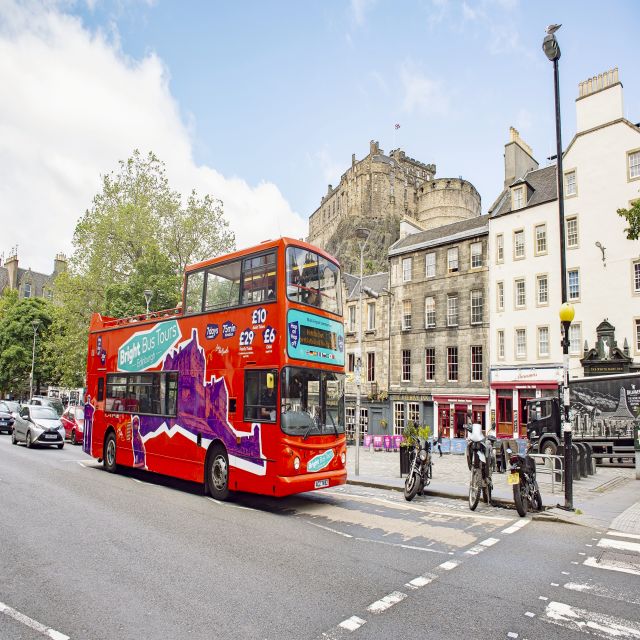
left=12, top=405, right=65, bottom=449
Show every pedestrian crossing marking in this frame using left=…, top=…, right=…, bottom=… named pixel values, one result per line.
left=597, top=537, right=640, bottom=554
left=584, top=556, right=640, bottom=577
left=607, top=530, right=640, bottom=541
left=544, top=601, right=640, bottom=637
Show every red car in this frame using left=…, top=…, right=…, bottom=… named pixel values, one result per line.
left=61, top=406, right=84, bottom=445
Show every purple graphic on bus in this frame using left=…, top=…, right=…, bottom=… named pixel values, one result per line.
left=83, top=397, right=95, bottom=455
left=131, top=415, right=146, bottom=468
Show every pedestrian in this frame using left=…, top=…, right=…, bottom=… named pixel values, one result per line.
left=436, top=432, right=443, bottom=457
left=260, top=386, right=276, bottom=421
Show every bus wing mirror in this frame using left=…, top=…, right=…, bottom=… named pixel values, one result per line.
left=266, top=373, right=275, bottom=389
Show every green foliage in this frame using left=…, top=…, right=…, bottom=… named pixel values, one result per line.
left=0, top=296, right=53, bottom=398
left=48, top=149, right=236, bottom=385
left=617, top=200, right=640, bottom=240
left=401, top=421, right=432, bottom=446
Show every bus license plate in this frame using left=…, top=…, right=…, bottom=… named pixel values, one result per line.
left=315, top=479, right=329, bottom=489
left=507, top=472, right=519, bottom=485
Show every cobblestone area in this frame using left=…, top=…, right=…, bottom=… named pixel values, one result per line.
left=611, top=501, right=640, bottom=534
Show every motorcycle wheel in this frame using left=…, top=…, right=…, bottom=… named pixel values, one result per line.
left=513, top=482, right=528, bottom=517
left=469, top=467, right=481, bottom=511
left=483, top=469, right=492, bottom=505
left=404, top=472, right=421, bottom=501
left=531, top=480, right=543, bottom=512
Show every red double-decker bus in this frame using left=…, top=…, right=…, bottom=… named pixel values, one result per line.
left=83, top=238, right=346, bottom=499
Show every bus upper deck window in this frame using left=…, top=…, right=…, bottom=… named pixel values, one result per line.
left=185, top=271, right=205, bottom=314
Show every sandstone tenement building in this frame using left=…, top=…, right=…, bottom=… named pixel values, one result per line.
left=0, top=252, right=67, bottom=300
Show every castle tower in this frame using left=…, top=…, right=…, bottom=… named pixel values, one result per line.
left=415, top=177, right=481, bottom=231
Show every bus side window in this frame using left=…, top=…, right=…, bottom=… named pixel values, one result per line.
left=185, top=270, right=205, bottom=314
left=244, top=370, right=277, bottom=422
left=97, top=377, right=105, bottom=402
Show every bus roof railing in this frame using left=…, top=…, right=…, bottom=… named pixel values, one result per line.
left=100, top=306, right=183, bottom=329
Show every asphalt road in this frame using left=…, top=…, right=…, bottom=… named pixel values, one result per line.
left=1, top=434, right=638, bottom=640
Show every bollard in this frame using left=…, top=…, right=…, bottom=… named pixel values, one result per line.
left=583, top=443, right=594, bottom=476
left=575, top=443, right=587, bottom=479
left=572, top=443, right=580, bottom=481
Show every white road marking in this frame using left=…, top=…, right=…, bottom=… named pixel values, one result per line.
left=564, top=581, right=640, bottom=605
left=584, top=556, right=640, bottom=576
left=480, top=537, right=500, bottom=547
left=367, top=591, right=407, bottom=614
left=525, top=612, right=535, bottom=618
left=355, top=538, right=445, bottom=553
left=539, top=596, right=548, bottom=601
left=465, top=545, right=485, bottom=556
left=0, top=601, right=70, bottom=640
left=206, top=497, right=254, bottom=511
left=578, top=552, right=586, bottom=556
left=507, top=633, right=518, bottom=639
left=502, top=519, right=531, bottom=534
left=338, top=616, right=366, bottom=631
left=607, top=530, right=640, bottom=541
left=307, top=522, right=353, bottom=538
left=561, top=571, right=570, bottom=575
left=438, top=561, right=459, bottom=571
left=545, top=601, right=640, bottom=637
left=598, top=538, right=640, bottom=554
left=586, top=544, right=593, bottom=547
left=550, top=583, right=559, bottom=587
left=75, top=461, right=87, bottom=468
left=571, top=561, right=579, bottom=565
left=405, top=575, right=435, bottom=589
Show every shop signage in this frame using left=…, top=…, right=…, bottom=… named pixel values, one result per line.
left=491, top=367, right=563, bottom=384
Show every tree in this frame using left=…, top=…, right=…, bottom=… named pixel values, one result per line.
left=617, top=200, right=640, bottom=240
left=49, top=150, right=235, bottom=385
left=0, top=296, right=53, bottom=399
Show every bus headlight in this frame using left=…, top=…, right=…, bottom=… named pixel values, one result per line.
left=293, top=457, right=300, bottom=470
left=341, top=452, right=346, bottom=465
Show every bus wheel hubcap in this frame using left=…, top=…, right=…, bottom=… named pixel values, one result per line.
left=107, top=440, right=115, bottom=466
left=212, top=455, right=228, bottom=490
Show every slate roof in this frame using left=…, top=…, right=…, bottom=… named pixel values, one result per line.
left=488, top=164, right=558, bottom=218
left=343, top=272, right=389, bottom=300
left=389, top=215, right=489, bottom=256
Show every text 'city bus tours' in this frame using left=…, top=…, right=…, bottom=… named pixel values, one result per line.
left=83, top=238, right=347, bottom=499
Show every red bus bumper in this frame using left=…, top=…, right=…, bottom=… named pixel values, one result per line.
left=272, top=468, right=347, bottom=497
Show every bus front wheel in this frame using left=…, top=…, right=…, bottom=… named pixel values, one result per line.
left=207, top=445, right=230, bottom=501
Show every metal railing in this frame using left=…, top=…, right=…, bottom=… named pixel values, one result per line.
left=529, top=453, right=564, bottom=494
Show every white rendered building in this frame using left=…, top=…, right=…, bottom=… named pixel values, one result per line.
left=488, top=68, right=640, bottom=439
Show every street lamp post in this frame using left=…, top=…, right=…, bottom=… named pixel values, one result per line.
left=543, top=25, right=575, bottom=511
left=354, top=227, right=371, bottom=477
left=29, top=320, right=39, bottom=399
left=144, top=289, right=153, bottom=315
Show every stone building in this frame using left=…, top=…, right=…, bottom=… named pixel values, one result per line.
left=0, top=252, right=67, bottom=300
left=388, top=215, right=490, bottom=439
left=307, top=140, right=437, bottom=273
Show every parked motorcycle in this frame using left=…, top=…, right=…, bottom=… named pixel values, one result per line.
left=466, top=423, right=496, bottom=511
left=507, top=443, right=542, bottom=517
left=404, top=436, right=433, bottom=501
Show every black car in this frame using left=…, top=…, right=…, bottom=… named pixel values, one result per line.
left=0, top=401, right=16, bottom=434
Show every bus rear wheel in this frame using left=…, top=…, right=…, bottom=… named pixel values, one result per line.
left=207, top=445, right=230, bottom=501
left=104, top=432, right=117, bottom=473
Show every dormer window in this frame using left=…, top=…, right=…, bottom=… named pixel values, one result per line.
left=512, top=186, right=525, bottom=210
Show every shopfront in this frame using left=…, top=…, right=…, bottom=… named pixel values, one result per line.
left=490, top=367, right=563, bottom=439
left=433, top=395, right=490, bottom=439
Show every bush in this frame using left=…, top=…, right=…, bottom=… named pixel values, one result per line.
left=401, top=421, right=431, bottom=446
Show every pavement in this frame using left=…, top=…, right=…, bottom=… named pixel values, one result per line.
left=345, top=444, right=640, bottom=532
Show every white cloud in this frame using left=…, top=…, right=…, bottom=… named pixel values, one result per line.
left=309, top=147, right=343, bottom=189
left=400, top=61, right=449, bottom=116
left=0, top=1, right=306, bottom=274
left=350, top=0, right=376, bottom=26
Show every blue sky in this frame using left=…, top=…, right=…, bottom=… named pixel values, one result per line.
left=1, top=0, right=639, bottom=273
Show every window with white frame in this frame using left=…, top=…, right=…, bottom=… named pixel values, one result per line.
left=565, top=170, right=577, bottom=195
left=393, top=402, right=405, bottom=436
left=567, top=216, right=579, bottom=248
left=512, top=186, right=525, bottom=209
left=470, top=242, right=483, bottom=268
left=348, top=305, right=356, bottom=332
left=367, top=352, right=375, bottom=382
left=497, top=281, right=504, bottom=311
left=471, top=346, right=483, bottom=381
left=402, top=350, right=411, bottom=382
left=425, top=296, right=436, bottom=328
left=537, top=274, right=548, bottom=305
left=402, top=300, right=412, bottom=330
left=408, top=402, right=420, bottom=426
left=402, top=257, right=412, bottom=282
left=634, top=261, right=640, bottom=293
left=346, top=407, right=355, bottom=440
left=569, top=323, right=581, bottom=355
left=496, top=234, right=504, bottom=263
left=447, top=247, right=459, bottom=273
left=367, top=301, right=376, bottom=330
left=347, top=353, right=355, bottom=373
left=471, top=290, right=483, bottom=324
left=629, top=151, right=640, bottom=179
left=447, top=295, right=458, bottom=326
left=515, top=279, right=526, bottom=308
left=516, top=328, right=527, bottom=358
left=23, top=283, right=31, bottom=298
left=535, top=224, right=547, bottom=254
left=568, top=269, right=580, bottom=301
left=425, top=348, right=435, bottom=381
left=498, top=330, right=505, bottom=359
left=538, top=326, right=550, bottom=357
left=425, top=252, right=436, bottom=278
left=514, top=230, right=525, bottom=259
left=447, top=347, right=458, bottom=381
left=359, top=408, right=369, bottom=435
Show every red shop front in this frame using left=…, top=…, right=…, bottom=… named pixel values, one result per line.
left=433, top=395, right=490, bottom=439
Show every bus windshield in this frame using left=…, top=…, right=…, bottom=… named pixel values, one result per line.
left=280, top=366, right=345, bottom=437
left=286, top=247, right=342, bottom=316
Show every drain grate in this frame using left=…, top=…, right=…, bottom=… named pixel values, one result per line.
left=590, top=476, right=631, bottom=493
